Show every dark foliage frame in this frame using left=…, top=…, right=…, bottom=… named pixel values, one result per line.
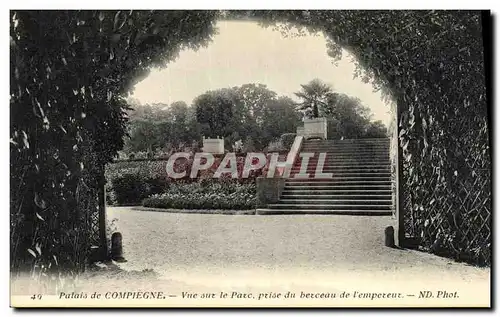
left=10, top=10, right=491, bottom=279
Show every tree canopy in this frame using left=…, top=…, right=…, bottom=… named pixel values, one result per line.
left=295, top=78, right=332, bottom=118
left=122, top=79, right=385, bottom=156
left=125, top=83, right=302, bottom=154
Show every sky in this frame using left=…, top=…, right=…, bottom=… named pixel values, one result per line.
left=130, top=20, right=393, bottom=126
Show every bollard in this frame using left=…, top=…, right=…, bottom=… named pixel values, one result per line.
left=110, top=232, right=127, bottom=262
left=384, top=226, right=395, bottom=248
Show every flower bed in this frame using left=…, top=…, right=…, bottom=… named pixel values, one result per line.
left=105, top=154, right=274, bottom=207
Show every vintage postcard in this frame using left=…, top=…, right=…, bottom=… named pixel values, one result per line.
left=9, top=9, right=492, bottom=308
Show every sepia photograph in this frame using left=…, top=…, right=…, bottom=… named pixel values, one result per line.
left=8, top=7, right=492, bottom=308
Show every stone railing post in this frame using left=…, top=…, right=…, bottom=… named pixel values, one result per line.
left=256, top=135, right=304, bottom=213
left=276, top=135, right=303, bottom=177
left=255, top=177, right=286, bottom=209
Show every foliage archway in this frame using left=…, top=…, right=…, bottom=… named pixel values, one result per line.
left=10, top=10, right=490, bottom=277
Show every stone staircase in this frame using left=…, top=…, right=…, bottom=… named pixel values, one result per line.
left=257, top=138, right=393, bottom=215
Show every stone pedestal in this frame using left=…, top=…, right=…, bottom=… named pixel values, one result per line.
left=303, top=117, right=327, bottom=140
left=385, top=226, right=395, bottom=248
left=110, top=232, right=127, bottom=262
left=202, top=137, right=224, bottom=154
left=256, top=177, right=285, bottom=208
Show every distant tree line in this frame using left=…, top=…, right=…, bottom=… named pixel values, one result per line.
left=123, top=80, right=388, bottom=156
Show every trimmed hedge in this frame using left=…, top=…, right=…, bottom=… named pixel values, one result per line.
left=109, top=173, right=166, bottom=205
left=105, top=153, right=283, bottom=206
left=142, top=182, right=256, bottom=210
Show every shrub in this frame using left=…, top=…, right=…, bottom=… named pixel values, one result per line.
left=242, top=137, right=256, bottom=152
left=134, top=151, right=148, bottom=159
left=266, top=138, right=286, bottom=152
left=280, top=133, right=296, bottom=149
left=105, top=158, right=262, bottom=206
left=110, top=173, right=166, bottom=205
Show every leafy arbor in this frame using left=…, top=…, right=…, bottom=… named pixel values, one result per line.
left=258, top=10, right=489, bottom=264
left=10, top=10, right=219, bottom=273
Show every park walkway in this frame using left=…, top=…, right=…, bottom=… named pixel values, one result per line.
left=104, top=207, right=490, bottom=306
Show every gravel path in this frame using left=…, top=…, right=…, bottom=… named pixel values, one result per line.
left=101, top=207, right=490, bottom=306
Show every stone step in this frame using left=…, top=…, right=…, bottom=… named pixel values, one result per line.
left=303, top=143, right=389, bottom=146
left=287, top=177, right=392, bottom=181
left=292, top=163, right=391, bottom=167
left=289, top=171, right=391, bottom=176
left=298, top=153, right=389, bottom=157
left=283, top=185, right=391, bottom=190
left=291, top=163, right=391, bottom=168
left=287, top=178, right=392, bottom=182
left=293, top=163, right=390, bottom=168
left=281, top=194, right=392, bottom=200
left=284, top=182, right=392, bottom=189
left=283, top=184, right=391, bottom=189
left=282, top=197, right=392, bottom=202
left=302, top=143, right=391, bottom=150
left=298, top=154, right=389, bottom=158
left=285, top=183, right=391, bottom=188
left=306, top=139, right=389, bottom=143
left=292, top=163, right=391, bottom=171
left=282, top=189, right=392, bottom=194
left=284, top=186, right=391, bottom=191
left=295, top=156, right=391, bottom=164
left=266, top=204, right=392, bottom=210
left=301, top=151, right=389, bottom=155
left=303, top=141, right=389, bottom=144
left=287, top=174, right=392, bottom=178
left=290, top=166, right=391, bottom=176
left=305, top=144, right=388, bottom=148
left=296, top=158, right=389, bottom=163
left=300, top=148, right=389, bottom=152
left=304, top=141, right=389, bottom=144
left=297, top=155, right=389, bottom=159
left=284, top=184, right=392, bottom=188
left=286, top=178, right=391, bottom=183
left=299, top=158, right=389, bottom=162
left=283, top=184, right=392, bottom=188
left=300, top=146, right=390, bottom=153
left=289, top=174, right=393, bottom=179
left=301, top=145, right=389, bottom=149
left=289, top=169, right=391, bottom=175
left=255, top=209, right=393, bottom=216
left=299, top=156, right=390, bottom=159
left=279, top=199, right=392, bottom=205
